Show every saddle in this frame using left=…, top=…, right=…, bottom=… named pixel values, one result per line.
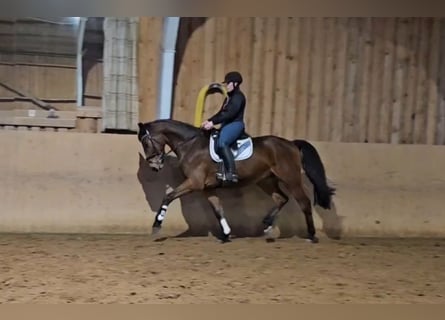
left=208, top=129, right=253, bottom=163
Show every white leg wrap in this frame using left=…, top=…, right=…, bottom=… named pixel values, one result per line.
left=220, top=218, right=231, bottom=235
left=157, top=205, right=168, bottom=221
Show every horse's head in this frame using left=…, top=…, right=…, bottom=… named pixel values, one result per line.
left=137, top=122, right=165, bottom=171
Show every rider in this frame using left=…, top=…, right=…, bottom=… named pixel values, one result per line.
left=201, top=71, right=246, bottom=183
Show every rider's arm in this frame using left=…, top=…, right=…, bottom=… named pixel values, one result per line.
left=208, top=94, right=245, bottom=125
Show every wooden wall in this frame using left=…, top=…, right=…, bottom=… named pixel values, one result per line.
left=138, top=17, right=445, bottom=145
left=0, top=18, right=103, bottom=111
left=4, top=17, right=444, bottom=143
left=138, top=17, right=163, bottom=122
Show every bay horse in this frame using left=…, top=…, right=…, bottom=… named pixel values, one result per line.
left=137, top=119, right=335, bottom=244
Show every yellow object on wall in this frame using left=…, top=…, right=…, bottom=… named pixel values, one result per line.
left=193, top=82, right=228, bottom=127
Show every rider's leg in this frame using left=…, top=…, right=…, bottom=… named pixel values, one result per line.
left=217, top=121, right=244, bottom=182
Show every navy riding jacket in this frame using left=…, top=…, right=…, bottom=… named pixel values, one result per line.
left=208, top=87, right=246, bottom=127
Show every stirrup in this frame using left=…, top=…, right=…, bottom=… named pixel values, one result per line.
left=225, top=172, right=239, bottom=183
left=215, top=170, right=238, bottom=183
left=216, top=162, right=225, bottom=181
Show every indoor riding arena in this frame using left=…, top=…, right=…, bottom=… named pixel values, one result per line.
left=1, top=17, right=444, bottom=304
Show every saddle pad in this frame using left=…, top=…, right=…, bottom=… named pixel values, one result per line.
left=209, top=136, right=253, bottom=162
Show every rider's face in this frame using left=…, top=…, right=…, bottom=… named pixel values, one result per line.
left=225, top=81, right=235, bottom=92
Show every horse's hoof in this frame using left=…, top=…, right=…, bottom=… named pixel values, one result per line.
left=263, top=225, right=273, bottom=235
left=220, top=234, right=231, bottom=243
left=154, top=236, right=169, bottom=242
left=151, top=226, right=161, bottom=236
left=306, top=236, right=319, bottom=244
left=263, top=225, right=279, bottom=241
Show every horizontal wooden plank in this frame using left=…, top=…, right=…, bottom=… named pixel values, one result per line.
left=0, top=62, right=77, bottom=69
left=0, top=97, right=76, bottom=103
left=0, top=108, right=103, bottom=119
left=76, top=107, right=102, bottom=118
left=0, top=116, right=76, bottom=128
left=0, top=110, right=78, bottom=119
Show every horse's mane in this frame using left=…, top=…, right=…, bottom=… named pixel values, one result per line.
left=147, top=119, right=207, bottom=140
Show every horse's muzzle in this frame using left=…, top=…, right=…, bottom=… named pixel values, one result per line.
left=147, top=155, right=164, bottom=171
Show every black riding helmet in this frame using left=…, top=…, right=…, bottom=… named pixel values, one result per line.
left=223, top=71, right=243, bottom=85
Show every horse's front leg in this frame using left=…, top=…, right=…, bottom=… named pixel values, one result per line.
left=152, top=179, right=194, bottom=234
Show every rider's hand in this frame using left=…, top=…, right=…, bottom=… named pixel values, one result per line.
left=201, top=120, right=214, bottom=130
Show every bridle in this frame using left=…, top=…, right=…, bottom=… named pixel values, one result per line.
left=140, top=128, right=199, bottom=164
left=140, top=130, right=165, bottom=161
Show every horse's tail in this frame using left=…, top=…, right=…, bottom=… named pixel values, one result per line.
left=293, top=139, right=336, bottom=209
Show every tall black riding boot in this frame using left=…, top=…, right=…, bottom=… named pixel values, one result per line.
left=218, top=145, right=238, bottom=183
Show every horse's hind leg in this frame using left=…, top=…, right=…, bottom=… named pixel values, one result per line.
left=291, top=185, right=318, bottom=243
left=272, top=168, right=318, bottom=244
left=203, top=189, right=232, bottom=243
left=256, top=176, right=289, bottom=238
